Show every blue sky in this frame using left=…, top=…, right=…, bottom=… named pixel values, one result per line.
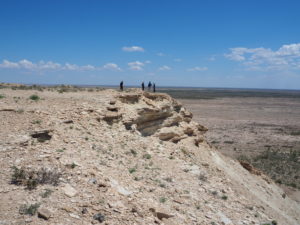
left=0, top=0, right=300, bottom=89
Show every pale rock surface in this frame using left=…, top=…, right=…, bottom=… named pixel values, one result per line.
left=0, top=87, right=299, bottom=225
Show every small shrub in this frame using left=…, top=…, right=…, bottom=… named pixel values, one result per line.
left=159, top=183, right=166, bottom=188
left=130, top=149, right=137, bottom=156
left=56, top=148, right=65, bottom=152
left=159, top=197, right=167, bottom=203
left=66, top=162, right=77, bottom=169
left=128, top=168, right=136, bottom=174
left=11, top=167, right=61, bottom=190
left=11, top=166, right=27, bottom=185
left=143, top=153, right=151, bottom=159
left=164, top=177, right=173, bottom=183
left=211, top=190, right=218, bottom=196
left=221, top=195, right=228, bottom=200
left=19, top=203, right=40, bottom=215
left=0, top=94, right=5, bottom=99
left=199, top=173, right=208, bottom=182
left=40, top=189, right=53, bottom=198
left=32, top=120, right=42, bottom=124
left=29, top=95, right=40, bottom=101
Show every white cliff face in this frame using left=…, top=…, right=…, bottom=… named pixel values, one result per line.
left=0, top=87, right=299, bottom=225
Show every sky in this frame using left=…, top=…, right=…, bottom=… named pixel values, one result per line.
left=0, top=0, right=300, bottom=89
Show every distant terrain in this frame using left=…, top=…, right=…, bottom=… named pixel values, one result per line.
left=164, top=88, right=300, bottom=201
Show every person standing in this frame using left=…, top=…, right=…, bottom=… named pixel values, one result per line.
left=153, top=83, right=156, bottom=92
left=141, top=82, right=145, bottom=91
left=148, top=81, right=152, bottom=91
left=120, top=81, right=123, bottom=91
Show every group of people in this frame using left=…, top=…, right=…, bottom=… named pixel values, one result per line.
left=119, top=81, right=156, bottom=92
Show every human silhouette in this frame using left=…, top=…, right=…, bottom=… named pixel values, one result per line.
left=141, top=82, right=145, bottom=91
left=153, top=83, right=156, bottom=92
left=120, top=81, right=123, bottom=91
left=148, top=81, right=152, bottom=91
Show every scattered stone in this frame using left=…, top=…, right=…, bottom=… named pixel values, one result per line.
left=110, top=179, right=132, bottom=196
left=93, top=213, right=105, bottom=223
left=62, top=119, right=73, bottom=124
left=30, top=130, right=52, bottom=142
left=69, top=213, right=80, bottom=219
left=88, top=178, right=97, bottom=184
left=37, top=208, right=51, bottom=220
left=149, top=208, right=174, bottom=220
left=62, top=184, right=78, bottom=197
left=81, top=208, right=88, bottom=214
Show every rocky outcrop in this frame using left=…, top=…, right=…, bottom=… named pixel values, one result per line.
left=100, top=90, right=208, bottom=145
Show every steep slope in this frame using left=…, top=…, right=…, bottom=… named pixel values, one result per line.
left=0, top=88, right=299, bottom=225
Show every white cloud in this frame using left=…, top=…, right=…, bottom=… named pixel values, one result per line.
left=145, top=60, right=151, bottom=64
left=103, top=63, right=121, bottom=71
left=19, top=59, right=37, bottom=69
left=128, top=61, right=145, bottom=71
left=122, top=46, right=144, bottom=52
left=187, top=66, right=208, bottom=71
left=157, top=52, right=165, bottom=56
left=63, top=63, right=79, bottom=70
left=158, top=65, right=171, bottom=71
left=0, top=59, right=20, bottom=68
left=38, top=61, right=61, bottom=70
left=81, top=64, right=96, bottom=71
left=225, top=43, right=300, bottom=70
left=0, top=59, right=101, bottom=71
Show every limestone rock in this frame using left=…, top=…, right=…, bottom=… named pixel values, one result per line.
left=62, top=184, right=77, bottom=197
left=38, top=208, right=51, bottom=220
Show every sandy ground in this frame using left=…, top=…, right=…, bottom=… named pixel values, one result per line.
left=181, top=97, right=300, bottom=201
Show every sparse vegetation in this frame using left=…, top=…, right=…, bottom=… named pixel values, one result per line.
left=211, top=190, right=218, bottom=196
left=56, top=148, right=65, bottom=152
left=128, top=168, right=136, bottom=174
left=221, top=195, right=228, bottom=200
left=32, top=120, right=42, bottom=124
left=11, top=166, right=61, bottom=190
left=130, top=149, right=137, bottom=156
left=29, top=94, right=40, bottom=101
left=198, top=173, right=208, bottom=182
left=19, top=203, right=40, bottom=215
left=159, top=197, right=167, bottom=203
left=40, top=189, right=53, bottom=198
left=66, top=162, right=77, bottom=169
left=290, top=131, right=300, bottom=136
left=143, top=153, right=151, bottom=159
left=239, top=148, right=300, bottom=189
left=0, top=94, right=5, bottom=99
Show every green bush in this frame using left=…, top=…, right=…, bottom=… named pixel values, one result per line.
left=29, top=94, right=40, bottom=101
left=19, top=203, right=40, bottom=215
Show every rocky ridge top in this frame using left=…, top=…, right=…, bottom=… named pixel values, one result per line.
left=0, top=88, right=299, bottom=225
